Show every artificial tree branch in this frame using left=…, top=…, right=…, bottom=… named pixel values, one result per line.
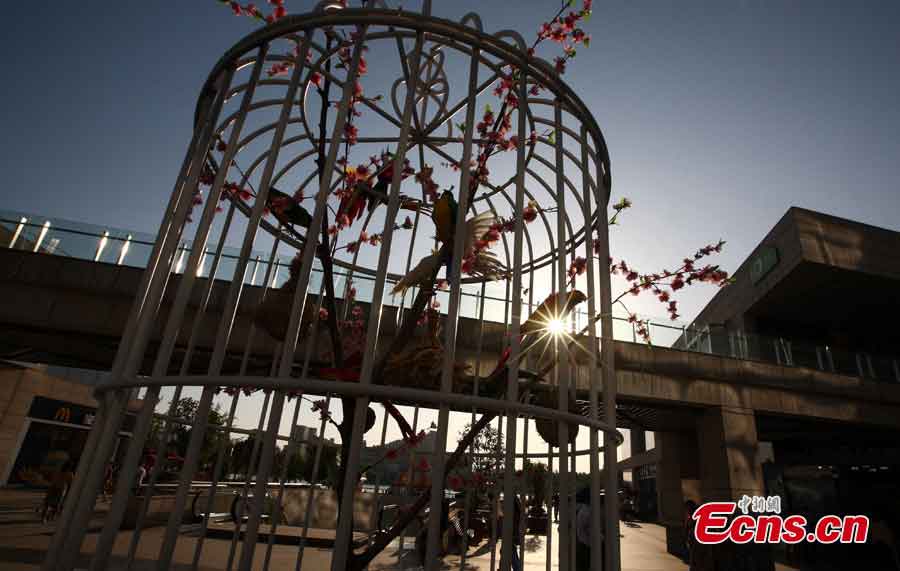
left=371, top=243, right=449, bottom=383
left=352, top=360, right=545, bottom=570
left=311, top=35, right=357, bottom=517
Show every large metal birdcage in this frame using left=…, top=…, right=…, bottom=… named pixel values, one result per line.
left=43, top=3, right=621, bottom=571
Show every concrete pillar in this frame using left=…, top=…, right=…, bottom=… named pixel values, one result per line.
left=657, top=430, right=699, bottom=558
left=697, top=406, right=764, bottom=501
left=631, top=427, right=646, bottom=455
left=695, top=406, right=773, bottom=570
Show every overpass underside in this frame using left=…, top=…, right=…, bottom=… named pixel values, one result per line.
left=3, top=248, right=900, bottom=430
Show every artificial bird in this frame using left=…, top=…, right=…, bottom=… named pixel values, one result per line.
left=520, top=290, right=588, bottom=336
left=391, top=191, right=506, bottom=295
left=432, top=190, right=458, bottom=244
left=337, top=154, right=411, bottom=225
left=267, top=187, right=312, bottom=231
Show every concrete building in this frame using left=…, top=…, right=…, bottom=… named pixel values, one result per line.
left=0, top=361, right=140, bottom=486
left=626, top=207, right=900, bottom=568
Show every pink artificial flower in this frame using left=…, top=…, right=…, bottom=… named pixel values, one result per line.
left=448, top=474, right=464, bottom=490
left=554, top=57, right=567, bottom=74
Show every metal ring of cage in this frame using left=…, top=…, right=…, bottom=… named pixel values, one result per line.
left=200, top=8, right=611, bottom=282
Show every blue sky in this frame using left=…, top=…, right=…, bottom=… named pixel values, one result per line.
left=3, top=0, right=899, bottom=460
left=4, top=0, right=899, bottom=324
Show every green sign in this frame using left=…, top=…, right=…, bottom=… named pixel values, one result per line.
left=750, top=246, right=779, bottom=284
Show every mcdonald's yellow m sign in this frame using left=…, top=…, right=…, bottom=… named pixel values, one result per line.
left=53, top=407, right=72, bottom=423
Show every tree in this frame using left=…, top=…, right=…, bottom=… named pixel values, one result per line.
left=455, top=420, right=505, bottom=491
left=148, top=397, right=229, bottom=480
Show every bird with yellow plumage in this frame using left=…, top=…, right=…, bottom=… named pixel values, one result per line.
left=391, top=190, right=506, bottom=295
left=432, top=190, right=458, bottom=244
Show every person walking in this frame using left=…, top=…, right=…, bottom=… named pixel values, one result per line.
left=575, top=487, right=604, bottom=571
left=41, top=461, right=74, bottom=523
left=102, top=462, right=115, bottom=501
left=135, top=461, right=147, bottom=495
left=552, top=492, right=560, bottom=522
left=684, top=500, right=698, bottom=561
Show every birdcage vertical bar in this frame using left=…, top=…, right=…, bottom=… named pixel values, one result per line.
left=260, top=284, right=330, bottom=571
left=153, top=38, right=306, bottom=570
left=225, top=370, right=276, bottom=571
left=425, top=22, right=481, bottom=570
left=578, top=124, right=605, bottom=571
left=594, top=152, right=620, bottom=571
left=91, top=47, right=267, bottom=571
left=553, top=99, right=573, bottom=571
left=569, top=437, right=577, bottom=566
left=459, top=279, right=490, bottom=571
left=241, top=25, right=369, bottom=571
left=47, top=63, right=234, bottom=571
left=293, top=391, right=336, bottom=571
left=519, top=416, right=530, bottom=567
left=332, top=27, right=425, bottom=571
left=489, top=413, right=504, bottom=571
left=499, top=61, right=530, bottom=571
left=192, top=235, right=287, bottom=571
left=545, top=442, right=554, bottom=571
left=128, top=200, right=249, bottom=569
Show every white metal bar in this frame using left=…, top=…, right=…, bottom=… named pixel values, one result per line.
left=500, top=64, right=530, bottom=571
left=225, top=388, right=274, bottom=571
left=117, top=234, right=132, bottom=265
left=260, top=282, right=329, bottom=571
left=426, top=23, right=481, bottom=571
left=595, top=151, right=620, bottom=571
left=193, top=235, right=286, bottom=571
left=293, top=395, right=333, bottom=571
left=519, top=414, right=530, bottom=567
left=553, top=100, right=572, bottom=571
left=94, top=230, right=110, bottom=261
left=580, top=124, right=605, bottom=571
left=148, top=60, right=263, bottom=569
left=332, top=26, right=425, bottom=571
left=488, top=414, right=504, bottom=571
left=7, top=216, right=26, bottom=248
left=32, top=220, right=50, bottom=252
left=545, top=443, right=554, bottom=571
left=94, top=48, right=265, bottom=571
left=570, top=438, right=577, bottom=567
left=233, top=30, right=329, bottom=571
left=48, top=63, right=232, bottom=571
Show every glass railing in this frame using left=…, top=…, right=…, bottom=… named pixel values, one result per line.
left=3, top=209, right=898, bottom=383
left=671, top=326, right=899, bottom=384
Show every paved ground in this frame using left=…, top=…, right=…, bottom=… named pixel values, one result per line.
left=0, top=488, right=696, bottom=570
